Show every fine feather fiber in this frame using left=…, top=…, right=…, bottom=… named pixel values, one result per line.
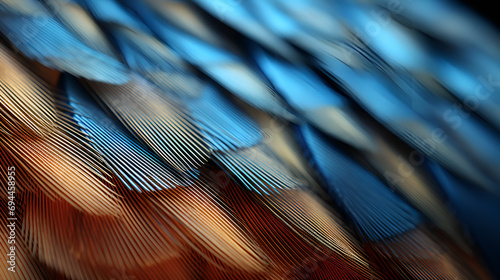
left=0, top=0, right=500, bottom=279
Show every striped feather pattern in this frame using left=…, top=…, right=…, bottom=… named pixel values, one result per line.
left=0, top=0, right=498, bottom=279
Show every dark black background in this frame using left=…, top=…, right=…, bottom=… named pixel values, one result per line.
left=459, top=0, right=500, bottom=28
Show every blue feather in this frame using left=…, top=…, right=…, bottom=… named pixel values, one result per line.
left=186, top=85, right=262, bottom=151
left=61, top=75, right=193, bottom=192
left=297, top=124, right=422, bottom=241
left=0, top=14, right=129, bottom=83
left=122, top=0, right=298, bottom=121
left=255, top=48, right=375, bottom=152
left=322, top=53, right=500, bottom=194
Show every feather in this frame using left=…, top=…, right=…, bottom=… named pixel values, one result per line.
left=0, top=0, right=499, bottom=278
left=112, top=27, right=201, bottom=98
left=0, top=3, right=129, bottom=84
left=256, top=47, right=470, bottom=250
left=1, top=197, right=49, bottom=279
left=362, top=130, right=471, bottom=251
left=0, top=102, right=121, bottom=216
left=43, top=0, right=118, bottom=57
left=254, top=48, right=375, bottom=152
left=191, top=0, right=300, bottom=60
left=335, top=0, right=429, bottom=71
left=320, top=52, right=500, bottom=193
left=0, top=0, right=45, bottom=14
left=83, top=0, right=151, bottom=32
left=62, top=74, right=194, bottom=191
left=146, top=185, right=270, bottom=273
left=367, top=228, right=486, bottom=279
left=432, top=53, right=500, bottom=131
left=297, top=124, right=422, bottom=241
left=186, top=85, right=262, bottom=151
left=220, top=180, right=377, bottom=279
left=213, top=144, right=303, bottom=195
left=256, top=190, right=372, bottom=274
left=22, top=176, right=188, bottom=275
left=24, top=190, right=189, bottom=280
left=0, top=44, right=56, bottom=137
left=141, top=0, right=232, bottom=48
left=83, top=0, right=204, bottom=99
left=297, top=125, right=490, bottom=278
left=368, top=0, right=500, bottom=60
left=125, top=0, right=298, bottom=121
left=83, top=74, right=210, bottom=172
left=430, top=161, right=500, bottom=276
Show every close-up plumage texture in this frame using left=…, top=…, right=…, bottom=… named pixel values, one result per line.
left=1, top=0, right=499, bottom=279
